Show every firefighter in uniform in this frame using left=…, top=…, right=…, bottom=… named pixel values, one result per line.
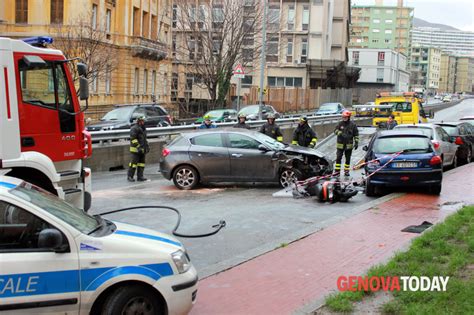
left=127, top=116, right=150, bottom=182
left=233, top=114, right=251, bottom=129
left=199, top=115, right=217, bottom=129
left=292, top=116, right=318, bottom=147
left=260, top=113, right=283, bottom=142
left=334, top=110, right=359, bottom=177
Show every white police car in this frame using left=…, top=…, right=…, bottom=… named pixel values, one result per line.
left=0, top=176, right=197, bottom=314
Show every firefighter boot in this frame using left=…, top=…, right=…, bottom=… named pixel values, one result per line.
left=127, top=164, right=136, bottom=182
left=344, top=164, right=351, bottom=177
left=137, top=167, right=148, bottom=181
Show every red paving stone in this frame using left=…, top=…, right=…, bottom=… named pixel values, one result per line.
left=190, top=164, right=474, bottom=315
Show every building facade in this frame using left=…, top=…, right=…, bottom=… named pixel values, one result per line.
left=410, top=45, right=441, bottom=94
left=348, top=48, right=409, bottom=103
left=350, top=1, right=413, bottom=59
left=0, top=0, right=173, bottom=114
left=455, top=57, right=474, bottom=93
left=439, top=53, right=456, bottom=94
left=411, top=27, right=474, bottom=58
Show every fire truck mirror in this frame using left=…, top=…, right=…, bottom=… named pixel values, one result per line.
left=23, top=55, right=46, bottom=67
left=79, top=77, right=89, bottom=100
left=77, top=63, right=87, bottom=77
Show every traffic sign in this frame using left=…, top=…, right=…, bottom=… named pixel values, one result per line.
left=233, top=64, right=245, bottom=79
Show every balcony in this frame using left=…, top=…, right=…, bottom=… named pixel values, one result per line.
left=130, top=36, right=167, bottom=61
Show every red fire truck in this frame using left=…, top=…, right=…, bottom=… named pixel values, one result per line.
left=0, top=36, right=92, bottom=210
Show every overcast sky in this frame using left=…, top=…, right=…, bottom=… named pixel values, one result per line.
left=352, top=0, right=474, bottom=32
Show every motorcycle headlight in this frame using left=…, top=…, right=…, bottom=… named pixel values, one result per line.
left=171, top=250, right=191, bottom=274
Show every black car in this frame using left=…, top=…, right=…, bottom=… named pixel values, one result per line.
left=86, top=104, right=172, bottom=131
left=436, top=122, right=474, bottom=164
left=160, top=129, right=333, bottom=190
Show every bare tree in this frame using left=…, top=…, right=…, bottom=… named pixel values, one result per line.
left=50, top=13, right=118, bottom=85
left=173, top=0, right=265, bottom=107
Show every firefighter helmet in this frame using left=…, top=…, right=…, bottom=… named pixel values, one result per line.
left=267, top=113, right=276, bottom=119
left=136, top=116, right=146, bottom=122
left=299, top=116, right=308, bottom=123
left=203, top=114, right=211, bottom=120
left=238, top=113, right=246, bottom=119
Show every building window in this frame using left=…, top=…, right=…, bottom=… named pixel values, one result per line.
left=378, top=52, right=385, bottom=66
left=151, top=70, right=156, bottom=95
left=172, top=4, right=177, bottom=28
left=92, top=76, right=98, bottom=94
left=287, top=38, right=293, bottom=63
left=302, top=6, right=309, bottom=31
left=267, top=76, right=303, bottom=88
left=143, top=69, right=148, bottom=94
left=373, top=29, right=380, bottom=33
left=133, top=7, right=140, bottom=36
left=242, top=48, right=253, bottom=62
left=266, top=35, right=279, bottom=62
left=242, top=75, right=253, bottom=87
left=372, top=39, right=379, bottom=43
left=385, top=29, right=392, bottom=34
left=51, top=0, right=63, bottom=24
left=287, top=5, right=295, bottom=30
left=106, top=9, right=112, bottom=34
left=105, top=66, right=111, bottom=95
left=301, top=38, right=308, bottom=63
left=352, top=51, right=359, bottom=65
left=92, top=4, right=99, bottom=30
left=373, top=9, right=380, bottom=14
left=373, top=19, right=380, bottom=23
left=268, top=5, right=280, bottom=30
left=385, top=19, right=393, bottom=24
left=134, top=68, right=139, bottom=95
left=386, top=9, right=393, bottom=14
left=15, top=0, right=28, bottom=24
left=188, top=36, right=196, bottom=60
left=385, top=39, right=391, bottom=43
left=185, top=74, right=193, bottom=91
left=377, top=68, right=384, bottom=82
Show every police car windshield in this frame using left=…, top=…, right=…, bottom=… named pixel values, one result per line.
left=10, top=182, right=98, bottom=234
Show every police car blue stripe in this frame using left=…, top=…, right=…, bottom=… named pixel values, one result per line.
left=115, top=230, right=181, bottom=247
left=0, top=263, right=173, bottom=298
left=0, top=182, right=16, bottom=189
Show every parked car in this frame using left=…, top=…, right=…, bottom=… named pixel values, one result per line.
left=237, top=105, right=280, bottom=120
left=86, top=104, right=172, bottom=131
left=442, top=95, right=452, bottom=102
left=460, top=115, right=474, bottom=126
left=363, top=130, right=443, bottom=196
left=315, top=103, right=345, bottom=116
left=434, top=94, right=442, bottom=100
left=195, top=109, right=237, bottom=124
left=394, top=123, right=458, bottom=168
left=436, top=122, right=474, bottom=165
left=160, top=129, right=333, bottom=190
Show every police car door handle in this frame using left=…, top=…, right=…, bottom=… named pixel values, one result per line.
left=232, top=153, right=243, bottom=158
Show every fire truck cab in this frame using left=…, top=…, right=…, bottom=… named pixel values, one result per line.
left=0, top=36, right=92, bottom=211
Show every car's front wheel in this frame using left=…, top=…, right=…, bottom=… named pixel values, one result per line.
left=173, top=165, right=199, bottom=190
left=101, top=285, right=164, bottom=315
left=279, top=168, right=300, bottom=188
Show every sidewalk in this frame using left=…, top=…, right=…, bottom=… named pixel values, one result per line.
left=190, top=164, right=474, bottom=315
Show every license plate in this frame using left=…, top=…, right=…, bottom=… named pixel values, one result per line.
left=392, top=162, right=418, bottom=168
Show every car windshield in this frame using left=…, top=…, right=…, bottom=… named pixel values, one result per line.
left=373, top=136, right=431, bottom=154
left=205, top=110, right=224, bottom=118
left=101, top=107, right=134, bottom=121
left=319, top=103, right=339, bottom=111
left=239, top=106, right=258, bottom=115
left=394, top=126, right=433, bottom=138
left=252, top=132, right=286, bottom=150
left=439, top=125, right=457, bottom=136
left=10, top=182, right=98, bottom=234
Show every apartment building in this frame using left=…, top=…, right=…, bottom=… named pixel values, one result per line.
left=439, top=53, right=456, bottom=94
left=412, top=27, right=474, bottom=58
left=350, top=0, right=413, bottom=59
left=455, top=57, right=474, bottom=93
left=410, top=45, right=441, bottom=94
left=0, top=0, right=173, bottom=109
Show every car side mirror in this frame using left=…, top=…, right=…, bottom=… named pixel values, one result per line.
left=362, top=145, right=368, bottom=151
left=38, top=229, right=65, bottom=251
left=258, top=144, right=269, bottom=152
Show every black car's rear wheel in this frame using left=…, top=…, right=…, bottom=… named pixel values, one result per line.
left=429, top=183, right=442, bottom=195
left=365, top=177, right=376, bottom=197
left=173, top=165, right=199, bottom=190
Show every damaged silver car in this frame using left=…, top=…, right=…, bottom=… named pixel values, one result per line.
left=159, top=129, right=333, bottom=190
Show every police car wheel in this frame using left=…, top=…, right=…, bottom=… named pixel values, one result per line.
left=173, top=165, right=199, bottom=190
left=102, top=285, right=164, bottom=315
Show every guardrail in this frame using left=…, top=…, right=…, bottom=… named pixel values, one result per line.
left=89, top=114, right=352, bottom=143
left=89, top=99, right=465, bottom=143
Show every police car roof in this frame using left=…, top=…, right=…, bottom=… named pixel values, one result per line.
left=0, top=176, right=22, bottom=191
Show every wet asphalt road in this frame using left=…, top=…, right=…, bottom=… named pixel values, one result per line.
left=89, top=98, right=473, bottom=277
